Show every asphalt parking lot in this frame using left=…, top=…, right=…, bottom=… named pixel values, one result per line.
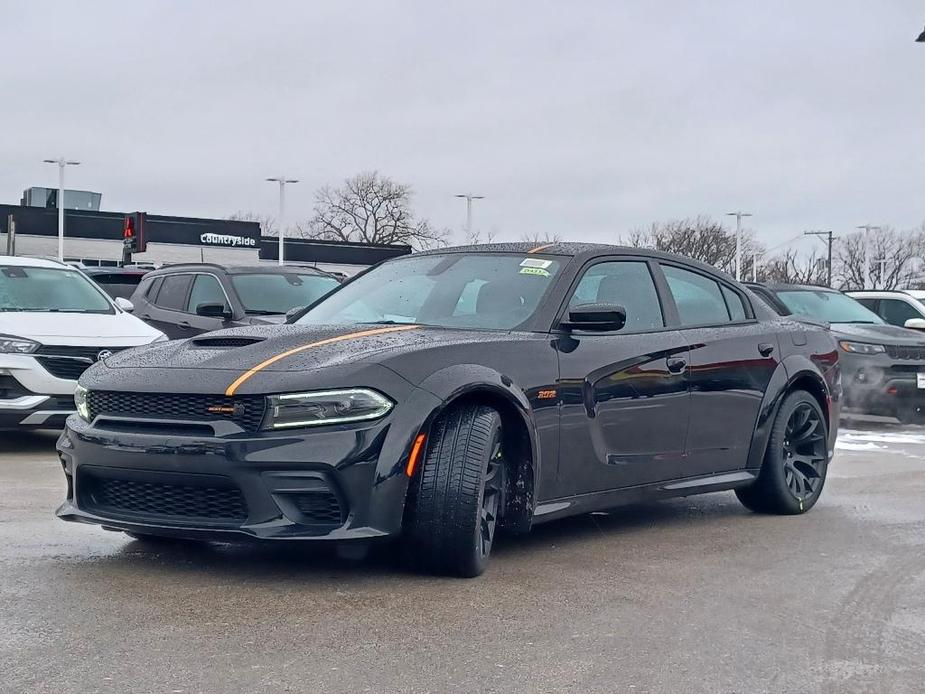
left=3, top=418, right=925, bottom=694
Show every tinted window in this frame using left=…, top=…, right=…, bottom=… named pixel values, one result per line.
left=187, top=274, right=228, bottom=313
left=297, top=254, right=563, bottom=330
left=722, top=286, right=747, bottom=321
left=155, top=275, right=193, bottom=311
left=569, top=261, right=664, bottom=331
left=230, top=273, right=340, bottom=315
left=853, top=297, right=878, bottom=312
left=90, top=274, right=145, bottom=300
left=662, top=265, right=730, bottom=326
left=146, top=277, right=163, bottom=300
left=879, top=298, right=923, bottom=326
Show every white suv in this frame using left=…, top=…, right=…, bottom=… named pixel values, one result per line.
left=1, top=256, right=165, bottom=429
left=847, top=290, right=925, bottom=332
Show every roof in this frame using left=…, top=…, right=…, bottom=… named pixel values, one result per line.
left=748, top=282, right=840, bottom=293
left=413, top=242, right=735, bottom=279
left=145, top=263, right=334, bottom=277
left=848, top=289, right=925, bottom=300
left=0, top=255, right=70, bottom=269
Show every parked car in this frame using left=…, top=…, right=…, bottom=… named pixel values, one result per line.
left=82, top=266, right=149, bottom=300
left=746, top=282, right=925, bottom=423
left=58, top=243, right=840, bottom=576
left=847, top=290, right=925, bottom=332
left=129, top=264, right=341, bottom=339
left=0, top=256, right=164, bottom=429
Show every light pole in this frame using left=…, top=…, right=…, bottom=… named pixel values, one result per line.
left=43, top=158, right=80, bottom=261
left=455, top=193, right=485, bottom=240
left=726, top=211, right=753, bottom=281
left=266, top=176, right=298, bottom=265
left=857, top=224, right=880, bottom=289
left=804, top=230, right=835, bottom=287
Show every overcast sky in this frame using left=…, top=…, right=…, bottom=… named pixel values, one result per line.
left=2, top=1, right=923, bottom=252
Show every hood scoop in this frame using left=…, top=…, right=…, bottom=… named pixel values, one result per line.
left=190, top=336, right=267, bottom=349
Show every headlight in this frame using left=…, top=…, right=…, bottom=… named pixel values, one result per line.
left=839, top=341, right=885, bottom=355
left=74, top=384, right=90, bottom=422
left=0, top=335, right=39, bottom=354
left=264, top=388, right=393, bottom=429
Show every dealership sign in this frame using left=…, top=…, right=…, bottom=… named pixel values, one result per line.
left=200, top=232, right=257, bottom=248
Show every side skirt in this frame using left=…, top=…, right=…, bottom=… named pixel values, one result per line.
left=532, top=470, right=757, bottom=525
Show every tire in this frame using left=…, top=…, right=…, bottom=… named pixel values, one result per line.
left=894, top=403, right=925, bottom=425
left=735, top=390, right=828, bottom=515
left=403, top=404, right=505, bottom=577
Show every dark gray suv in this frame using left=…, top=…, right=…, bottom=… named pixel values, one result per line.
left=130, top=264, right=340, bottom=339
left=747, top=282, right=925, bottom=423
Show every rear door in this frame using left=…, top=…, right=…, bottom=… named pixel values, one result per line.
left=555, top=258, right=691, bottom=494
left=143, top=274, right=194, bottom=339
left=659, top=263, right=780, bottom=475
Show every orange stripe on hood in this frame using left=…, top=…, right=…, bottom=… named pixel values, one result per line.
left=224, top=324, right=419, bottom=397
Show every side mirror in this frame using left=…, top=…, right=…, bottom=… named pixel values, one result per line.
left=285, top=306, right=305, bottom=322
left=196, top=302, right=232, bottom=321
left=561, top=303, right=627, bottom=332
left=114, top=297, right=134, bottom=313
left=904, top=318, right=925, bottom=331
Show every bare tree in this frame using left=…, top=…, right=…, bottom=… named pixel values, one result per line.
left=227, top=211, right=277, bottom=236
left=759, top=249, right=828, bottom=285
left=465, top=226, right=498, bottom=245
left=626, top=216, right=762, bottom=275
left=301, top=171, right=448, bottom=249
left=519, top=232, right=563, bottom=245
left=833, top=225, right=924, bottom=290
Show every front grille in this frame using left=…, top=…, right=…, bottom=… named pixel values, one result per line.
left=885, top=344, right=925, bottom=360
left=34, top=345, right=131, bottom=381
left=292, top=491, right=345, bottom=526
left=86, top=391, right=266, bottom=431
left=79, top=470, right=247, bottom=524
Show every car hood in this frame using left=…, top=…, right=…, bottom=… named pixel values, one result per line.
left=830, top=322, right=925, bottom=345
left=0, top=311, right=164, bottom=343
left=99, top=323, right=515, bottom=374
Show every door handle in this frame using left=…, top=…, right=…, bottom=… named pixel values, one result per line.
left=666, top=357, right=687, bottom=373
left=758, top=343, right=775, bottom=357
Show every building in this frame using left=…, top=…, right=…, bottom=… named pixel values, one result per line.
left=0, top=203, right=410, bottom=275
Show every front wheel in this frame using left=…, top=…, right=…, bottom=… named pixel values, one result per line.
left=736, top=390, right=828, bottom=515
left=403, top=403, right=505, bottom=577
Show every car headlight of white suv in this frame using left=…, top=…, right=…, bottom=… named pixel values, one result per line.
left=0, top=335, right=39, bottom=354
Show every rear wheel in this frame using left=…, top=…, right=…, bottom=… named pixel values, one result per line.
left=894, top=402, right=925, bottom=425
left=735, top=390, right=828, bottom=514
left=404, top=403, right=505, bottom=577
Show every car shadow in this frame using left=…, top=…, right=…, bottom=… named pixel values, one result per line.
left=0, top=429, right=60, bottom=454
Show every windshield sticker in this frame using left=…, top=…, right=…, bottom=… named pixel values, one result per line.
left=520, top=258, right=552, bottom=269
left=519, top=267, right=550, bottom=278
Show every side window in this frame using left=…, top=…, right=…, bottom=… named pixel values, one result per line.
left=187, top=274, right=228, bottom=314
left=662, top=265, right=730, bottom=326
left=879, top=298, right=922, bottom=327
left=145, top=276, right=163, bottom=300
left=568, top=261, right=664, bottom=331
left=722, top=285, right=747, bottom=321
left=154, top=275, right=193, bottom=311
left=853, top=297, right=879, bottom=312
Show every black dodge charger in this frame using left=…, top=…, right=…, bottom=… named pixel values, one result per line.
left=57, top=243, right=841, bottom=576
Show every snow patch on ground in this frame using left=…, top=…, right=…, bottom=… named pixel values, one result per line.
left=839, top=430, right=925, bottom=446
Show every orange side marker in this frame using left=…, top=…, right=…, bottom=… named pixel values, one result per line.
left=224, top=324, right=419, bottom=397
left=405, top=433, right=427, bottom=477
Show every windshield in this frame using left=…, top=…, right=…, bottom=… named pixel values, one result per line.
left=776, top=289, right=885, bottom=324
left=296, top=253, right=563, bottom=330
left=0, top=265, right=114, bottom=314
left=231, top=273, right=340, bottom=314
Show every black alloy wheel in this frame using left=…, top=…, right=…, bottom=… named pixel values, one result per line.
left=735, top=390, right=828, bottom=515
left=403, top=403, right=506, bottom=577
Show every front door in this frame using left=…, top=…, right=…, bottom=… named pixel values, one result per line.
left=555, top=259, right=691, bottom=495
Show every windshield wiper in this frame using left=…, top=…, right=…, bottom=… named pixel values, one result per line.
left=359, top=320, right=418, bottom=325
left=244, top=309, right=283, bottom=316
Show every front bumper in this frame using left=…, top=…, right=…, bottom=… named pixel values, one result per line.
left=55, top=386, right=442, bottom=542
left=839, top=351, right=925, bottom=415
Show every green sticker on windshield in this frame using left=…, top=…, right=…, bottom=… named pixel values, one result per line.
left=519, top=267, right=550, bottom=277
